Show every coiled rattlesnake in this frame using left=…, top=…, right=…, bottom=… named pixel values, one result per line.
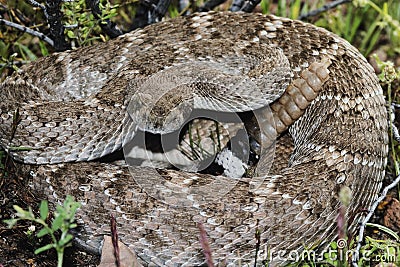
left=0, top=11, right=388, bottom=266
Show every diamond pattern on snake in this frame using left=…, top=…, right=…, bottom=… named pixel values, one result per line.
left=0, top=11, right=388, bottom=266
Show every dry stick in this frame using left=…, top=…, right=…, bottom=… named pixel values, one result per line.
left=198, top=222, right=215, bottom=267
left=352, top=173, right=400, bottom=266
left=25, top=0, right=49, bottom=19
left=253, top=228, right=261, bottom=267
left=0, top=19, right=54, bottom=46
left=298, top=0, right=351, bottom=20
left=111, top=214, right=121, bottom=267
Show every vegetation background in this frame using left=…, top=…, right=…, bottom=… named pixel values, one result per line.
left=0, top=0, right=399, bottom=266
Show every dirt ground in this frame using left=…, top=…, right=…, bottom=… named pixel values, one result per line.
left=0, top=160, right=100, bottom=267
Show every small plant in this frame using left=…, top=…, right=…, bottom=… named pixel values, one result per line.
left=62, top=0, right=119, bottom=46
left=4, top=195, right=81, bottom=267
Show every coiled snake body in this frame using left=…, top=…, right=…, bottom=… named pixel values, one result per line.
left=0, top=11, right=388, bottom=266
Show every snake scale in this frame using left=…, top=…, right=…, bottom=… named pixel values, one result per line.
left=0, top=11, right=389, bottom=266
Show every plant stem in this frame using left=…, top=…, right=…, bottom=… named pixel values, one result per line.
left=57, top=248, right=64, bottom=267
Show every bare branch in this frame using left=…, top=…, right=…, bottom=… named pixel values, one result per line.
left=352, top=173, right=400, bottom=266
left=110, top=214, right=121, bottom=267
left=198, top=223, right=214, bottom=267
left=0, top=18, right=54, bottom=47
left=298, top=0, right=351, bottom=20
left=25, top=0, right=49, bottom=19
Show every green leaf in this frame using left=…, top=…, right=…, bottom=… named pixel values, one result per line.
left=37, top=227, right=51, bottom=238
left=3, top=218, right=18, bottom=228
left=40, top=200, right=49, bottom=221
left=366, top=223, right=400, bottom=240
left=277, top=0, right=287, bottom=17
left=14, top=205, right=33, bottom=219
left=67, top=30, right=76, bottom=39
left=15, top=43, right=37, bottom=61
left=365, top=27, right=382, bottom=56
left=39, top=41, right=49, bottom=56
left=34, top=243, right=55, bottom=254
left=51, top=215, right=63, bottom=231
left=290, top=0, right=301, bottom=19
left=13, top=205, right=26, bottom=215
left=59, top=233, right=73, bottom=247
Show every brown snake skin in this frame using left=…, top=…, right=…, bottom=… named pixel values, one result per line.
left=0, top=11, right=389, bottom=266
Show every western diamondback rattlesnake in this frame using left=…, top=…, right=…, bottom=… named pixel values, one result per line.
left=0, top=11, right=388, bottom=266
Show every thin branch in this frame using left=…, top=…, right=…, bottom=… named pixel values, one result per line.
left=198, top=223, right=214, bottom=267
left=25, top=0, right=49, bottom=19
left=110, top=214, right=121, bottom=267
left=0, top=18, right=54, bottom=46
left=254, top=228, right=261, bottom=267
left=25, top=0, right=45, bottom=9
left=298, top=0, right=351, bottom=20
left=352, top=173, right=400, bottom=266
left=85, top=0, right=123, bottom=38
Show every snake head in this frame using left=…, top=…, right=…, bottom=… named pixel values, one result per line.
left=128, top=86, right=194, bottom=134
